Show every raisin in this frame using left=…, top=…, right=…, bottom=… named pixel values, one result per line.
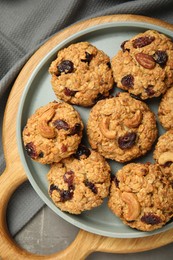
left=39, top=152, right=44, bottom=158
left=145, top=85, right=155, bottom=96
left=63, top=170, right=74, bottom=187
left=25, top=142, right=38, bottom=159
left=153, top=50, right=168, bottom=67
left=120, top=40, right=130, bottom=52
left=74, top=144, right=91, bottom=160
left=81, top=52, right=93, bottom=64
left=132, top=36, right=155, bottom=48
left=49, top=183, right=74, bottom=202
left=121, top=74, right=134, bottom=88
left=141, top=213, right=162, bottom=225
left=84, top=180, right=98, bottom=194
left=163, top=161, right=172, bottom=168
left=118, top=132, right=136, bottom=149
left=58, top=60, right=74, bottom=74
left=64, top=87, right=77, bottom=96
left=49, top=184, right=59, bottom=195
left=53, top=120, right=69, bottom=130
left=60, top=188, right=74, bottom=202
left=69, top=123, right=81, bottom=136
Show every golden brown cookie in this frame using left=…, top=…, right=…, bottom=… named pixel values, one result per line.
left=153, top=130, right=173, bottom=182
left=87, top=92, right=157, bottom=163
left=47, top=145, right=111, bottom=214
left=22, top=101, right=84, bottom=164
left=158, top=87, right=173, bottom=130
left=49, top=42, right=114, bottom=107
left=108, top=163, right=173, bottom=231
left=111, top=30, right=173, bottom=99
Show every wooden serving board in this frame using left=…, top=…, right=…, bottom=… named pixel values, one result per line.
left=1, top=14, right=173, bottom=259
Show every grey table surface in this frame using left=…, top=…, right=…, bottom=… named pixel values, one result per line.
left=13, top=205, right=173, bottom=259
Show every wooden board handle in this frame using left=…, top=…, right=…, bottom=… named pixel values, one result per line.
left=1, top=14, right=173, bottom=259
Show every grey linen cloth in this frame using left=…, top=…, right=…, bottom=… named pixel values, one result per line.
left=0, top=0, right=173, bottom=236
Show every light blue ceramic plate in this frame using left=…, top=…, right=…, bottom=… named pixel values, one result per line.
left=17, top=20, right=173, bottom=238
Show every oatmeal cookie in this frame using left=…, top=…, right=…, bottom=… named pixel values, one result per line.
left=49, top=41, right=114, bottom=107
left=47, top=145, right=111, bottom=214
left=22, top=101, right=84, bottom=164
left=158, top=87, right=173, bottom=130
left=87, top=92, right=157, bottom=163
left=111, top=30, right=173, bottom=99
left=108, top=163, right=173, bottom=231
left=153, top=130, right=173, bottom=182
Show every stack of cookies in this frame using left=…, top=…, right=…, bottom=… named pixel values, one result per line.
left=22, top=30, right=173, bottom=232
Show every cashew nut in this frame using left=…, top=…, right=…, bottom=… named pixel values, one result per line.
left=121, top=192, right=140, bottom=221
left=124, top=110, right=143, bottom=128
left=158, top=151, right=173, bottom=165
left=38, top=107, right=56, bottom=138
left=99, top=117, right=116, bottom=139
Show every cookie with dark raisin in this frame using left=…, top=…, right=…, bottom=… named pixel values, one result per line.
left=22, top=101, right=84, bottom=164
left=47, top=147, right=111, bottom=214
left=158, top=87, right=173, bottom=130
left=87, top=92, right=157, bottom=163
left=153, top=130, right=173, bottom=182
left=108, top=163, right=173, bottom=231
left=111, top=30, right=173, bottom=99
left=49, top=42, right=114, bottom=107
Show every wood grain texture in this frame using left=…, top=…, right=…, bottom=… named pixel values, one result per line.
left=1, top=14, right=173, bottom=260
